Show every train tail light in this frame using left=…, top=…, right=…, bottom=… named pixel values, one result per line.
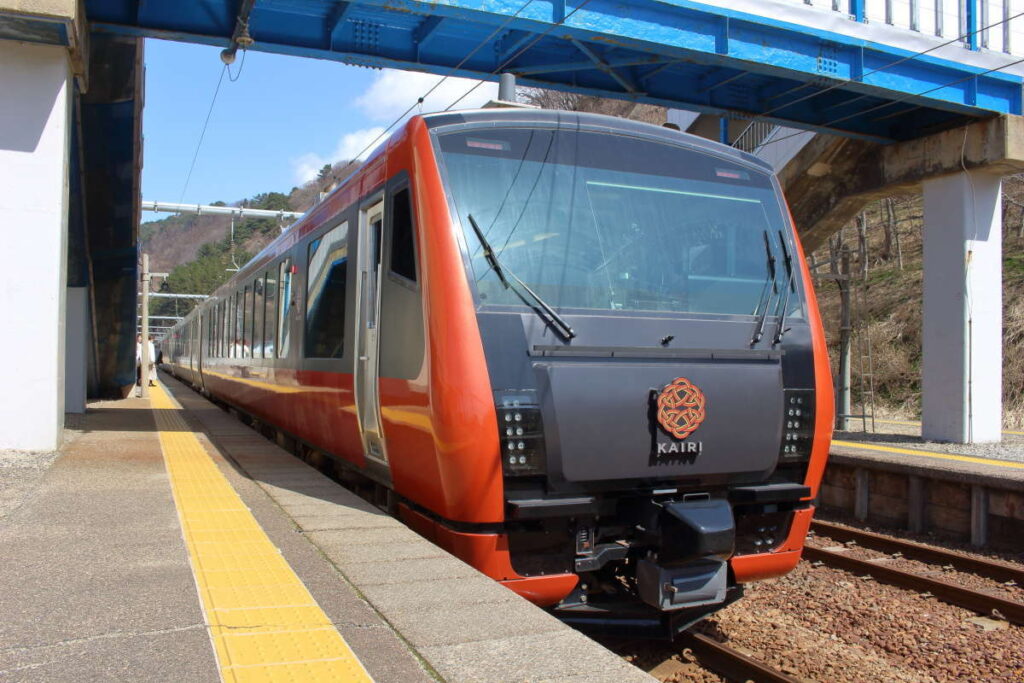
left=494, top=390, right=546, bottom=476
left=779, top=389, right=815, bottom=461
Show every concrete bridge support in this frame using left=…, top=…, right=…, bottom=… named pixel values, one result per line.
left=781, top=116, right=1024, bottom=443
left=0, top=41, right=72, bottom=450
left=922, top=172, right=1003, bottom=443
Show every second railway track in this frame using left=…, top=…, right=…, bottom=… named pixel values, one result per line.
left=806, top=520, right=1024, bottom=626
left=810, top=519, right=1024, bottom=585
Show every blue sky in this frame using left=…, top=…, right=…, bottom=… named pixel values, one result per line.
left=141, top=38, right=497, bottom=221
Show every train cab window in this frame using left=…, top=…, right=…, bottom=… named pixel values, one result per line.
left=305, top=222, right=348, bottom=359
left=278, top=258, right=292, bottom=358
left=389, top=188, right=417, bottom=282
left=264, top=268, right=277, bottom=358
left=242, top=285, right=252, bottom=358
left=253, top=276, right=265, bottom=359
left=437, top=128, right=803, bottom=318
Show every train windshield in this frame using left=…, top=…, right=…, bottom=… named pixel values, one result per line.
left=436, top=127, right=803, bottom=319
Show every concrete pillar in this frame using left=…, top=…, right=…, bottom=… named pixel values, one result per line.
left=65, top=287, right=88, bottom=413
left=921, top=171, right=1003, bottom=444
left=854, top=468, right=869, bottom=521
left=0, top=42, right=71, bottom=450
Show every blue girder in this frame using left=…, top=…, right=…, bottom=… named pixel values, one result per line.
left=84, top=0, right=1024, bottom=142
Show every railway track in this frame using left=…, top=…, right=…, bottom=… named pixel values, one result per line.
left=810, top=520, right=1024, bottom=585
left=805, top=522, right=1024, bottom=626
left=675, top=632, right=800, bottom=683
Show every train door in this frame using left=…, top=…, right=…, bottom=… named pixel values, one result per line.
left=354, top=198, right=387, bottom=467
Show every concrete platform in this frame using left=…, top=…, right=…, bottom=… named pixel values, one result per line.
left=0, top=374, right=652, bottom=682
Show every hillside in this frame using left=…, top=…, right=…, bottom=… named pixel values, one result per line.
left=809, top=176, right=1024, bottom=427
left=140, top=160, right=358, bottom=315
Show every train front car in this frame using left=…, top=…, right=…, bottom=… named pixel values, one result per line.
left=424, top=110, right=833, bottom=636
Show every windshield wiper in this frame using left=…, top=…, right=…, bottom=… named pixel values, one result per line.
left=467, top=214, right=576, bottom=341
left=772, top=230, right=795, bottom=345
left=750, top=230, right=778, bottom=346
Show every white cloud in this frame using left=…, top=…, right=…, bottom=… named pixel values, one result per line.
left=356, top=69, right=498, bottom=122
left=334, top=126, right=386, bottom=162
left=290, top=68, right=496, bottom=185
left=290, top=126, right=385, bottom=184
left=291, top=152, right=328, bottom=185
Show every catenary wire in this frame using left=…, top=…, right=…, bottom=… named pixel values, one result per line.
left=178, top=65, right=228, bottom=205
left=227, top=48, right=247, bottom=82
left=344, top=0, right=538, bottom=165
left=751, top=9, right=1024, bottom=122
left=444, top=0, right=596, bottom=111
left=757, top=52, right=1024, bottom=149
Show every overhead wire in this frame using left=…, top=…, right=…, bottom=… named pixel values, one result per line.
left=752, top=9, right=1024, bottom=123
left=344, top=0, right=538, bottom=164
left=227, top=48, right=247, bottom=82
left=747, top=10, right=1024, bottom=149
left=178, top=65, right=228, bottom=205
left=444, top=0, right=596, bottom=111
left=757, top=51, right=1024, bottom=149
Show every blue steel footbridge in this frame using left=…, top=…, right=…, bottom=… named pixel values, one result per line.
left=69, top=0, right=1024, bottom=143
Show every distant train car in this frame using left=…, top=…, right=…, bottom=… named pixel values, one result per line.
left=161, top=109, right=833, bottom=636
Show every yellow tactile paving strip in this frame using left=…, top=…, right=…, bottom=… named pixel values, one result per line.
left=150, top=383, right=373, bottom=682
left=874, top=418, right=1024, bottom=436
left=832, top=439, right=1024, bottom=470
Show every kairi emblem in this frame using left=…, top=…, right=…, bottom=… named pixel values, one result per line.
left=656, top=377, right=707, bottom=448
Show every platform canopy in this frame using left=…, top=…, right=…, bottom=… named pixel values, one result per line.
left=80, top=0, right=1024, bottom=143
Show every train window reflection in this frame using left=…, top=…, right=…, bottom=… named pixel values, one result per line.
left=264, top=268, right=277, bottom=358
left=438, top=128, right=804, bottom=319
left=242, top=285, right=252, bottom=358
left=305, top=223, right=348, bottom=358
left=278, top=258, right=292, bottom=358
left=253, top=276, right=265, bottom=359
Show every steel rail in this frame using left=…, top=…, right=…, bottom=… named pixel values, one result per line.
left=803, top=546, right=1024, bottom=626
left=811, top=520, right=1024, bottom=585
left=676, top=632, right=799, bottom=683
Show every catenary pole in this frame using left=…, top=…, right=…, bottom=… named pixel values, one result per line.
left=140, top=253, right=151, bottom=398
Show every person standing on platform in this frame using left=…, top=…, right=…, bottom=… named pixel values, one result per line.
left=135, top=334, right=142, bottom=387
left=146, top=335, right=157, bottom=387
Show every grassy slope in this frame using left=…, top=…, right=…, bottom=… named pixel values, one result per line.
left=809, top=176, right=1024, bottom=426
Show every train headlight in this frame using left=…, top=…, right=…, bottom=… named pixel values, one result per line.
left=779, top=389, right=815, bottom=461
left=495, top=390, right=546, bottom=477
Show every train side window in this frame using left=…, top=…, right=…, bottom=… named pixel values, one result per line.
left=264, top=268, right=277, bottom=358
left=233, top=290, right=242, bottom=358
left=253, top=276, right=265, bottom=359
left=228, top=294, right=235, bottom=360
left=242, top=285, right=252, bottom=358
left=278, top=258, right=292, bottom=358
left=305, top=222, right=348, bottom=359
left=389, top=187, right=417, bottom=282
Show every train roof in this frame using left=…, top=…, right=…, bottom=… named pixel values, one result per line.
left=422, top=108, right=774, bottom=173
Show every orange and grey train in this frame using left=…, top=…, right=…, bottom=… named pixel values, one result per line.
left=162, top=109, right=833, bottom=636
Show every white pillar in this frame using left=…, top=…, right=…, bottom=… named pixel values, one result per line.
left=921, top=171, right=1003, bottom=444
left=65, top=286, right=88, bottom=413
left=0, top=42, right=71, bottom=450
